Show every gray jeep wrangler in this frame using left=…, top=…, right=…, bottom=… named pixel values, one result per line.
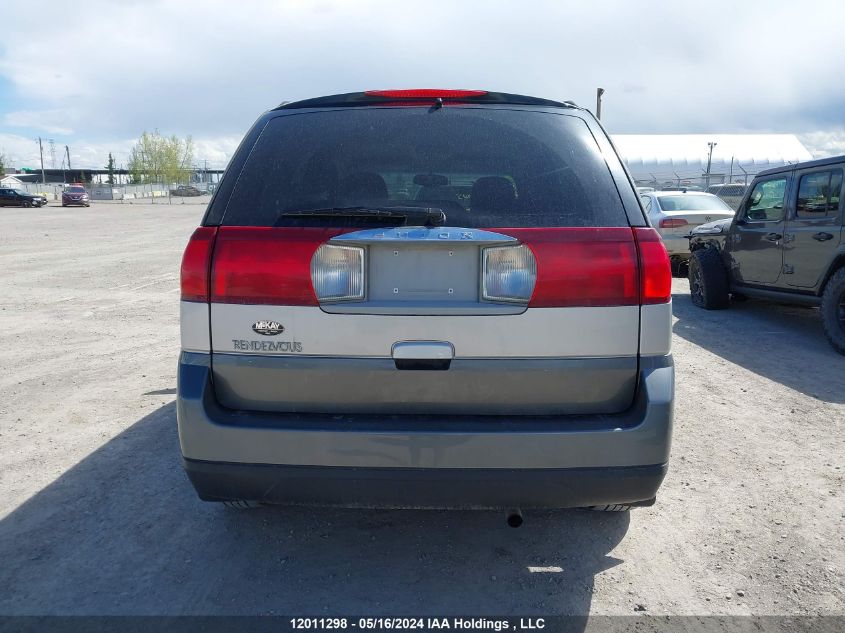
left=688, top=155, right=845, bottom=355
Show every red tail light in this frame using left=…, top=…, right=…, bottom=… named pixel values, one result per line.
left=659, top=217, right=688, bottom=228
left=210, top=227, right=347, bottom=305
left=633, top=228, right=672, bottom=304
left=365, top=89, right=487, bottom=99
left=180, top=227, right=218, bottom=302
left=499, top=228, right=640, bottom=307
left=498, top=228, right=671, bottom=307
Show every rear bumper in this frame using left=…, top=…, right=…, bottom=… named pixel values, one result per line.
left=177, top=352, right=673, bottom=507
left=184, top=459, right=667, bottom=509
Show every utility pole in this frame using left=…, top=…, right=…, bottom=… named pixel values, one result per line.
left=65, top=145, right=72, bottom=178
left=595, top=88, right=605, bottom=121
left=37, top=137, right=46, bottom=185
left=705, top=141, right=718, bottom=189
left=49, top=139, right=57, bottom=168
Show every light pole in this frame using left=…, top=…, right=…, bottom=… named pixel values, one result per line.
left=596, top=88, right=605, bottom=121
left=705, top=141, right=718, bottom=189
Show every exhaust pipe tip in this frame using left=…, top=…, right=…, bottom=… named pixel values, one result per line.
left=506, top=510, right=523, bottom=528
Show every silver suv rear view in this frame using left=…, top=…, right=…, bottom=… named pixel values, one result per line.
left=177, top=89, right=674, bottom=511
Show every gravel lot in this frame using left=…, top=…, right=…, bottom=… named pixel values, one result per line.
left=0, top=201, right=842, bottom=617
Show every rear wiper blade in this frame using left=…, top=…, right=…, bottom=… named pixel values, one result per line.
left=280, top=205, right=446, bottom=226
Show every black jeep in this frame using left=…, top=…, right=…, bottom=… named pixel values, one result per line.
left=687, top=155, right=845, bottom=355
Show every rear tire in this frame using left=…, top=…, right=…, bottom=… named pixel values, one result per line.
left=821, top=268, right=845, bottom=355
left=590, top=504, right=632, bottom=512
left=689, top=248, right=729, bottom=309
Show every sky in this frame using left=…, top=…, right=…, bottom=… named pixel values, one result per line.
left=1, top=0, right=844, bottom=170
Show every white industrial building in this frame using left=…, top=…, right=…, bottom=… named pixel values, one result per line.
left=612, top=134, right=813, bottom=188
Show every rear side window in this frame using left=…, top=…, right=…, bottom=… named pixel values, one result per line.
left=796, top=169, right=842, bottom=218
left=222, top=108, right=628, bottom=228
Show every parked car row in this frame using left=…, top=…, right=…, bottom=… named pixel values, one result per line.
left=1, top=183, right=214, bottom=208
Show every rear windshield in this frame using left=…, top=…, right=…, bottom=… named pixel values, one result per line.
left=221, top=107, right=628, bottom=228
left=657, top=195, right=732, bottom=212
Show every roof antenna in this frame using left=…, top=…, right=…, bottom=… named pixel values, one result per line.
left=431, top=97, right=443, bottom=111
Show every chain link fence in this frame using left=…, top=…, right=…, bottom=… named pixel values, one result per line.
left=10, top=181, right=215, bottom=202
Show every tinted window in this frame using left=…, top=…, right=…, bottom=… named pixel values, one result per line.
left=745, top=178, right=787, bottom=221
left=67, top=186, right=86, bottom=193
left=222, top=108, right=628, bottom=228
left=657, top=194, right=732, bottom=211
left=796, top=169, right=842, bottom=218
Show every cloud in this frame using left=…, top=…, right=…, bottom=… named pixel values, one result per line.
left=798, top=130, right=845, bottom=159
left=1, top=0, right=843, bottom=167
left=4, top=109, right=75, bottom=135
left=0, top=133, right=236, bottom=170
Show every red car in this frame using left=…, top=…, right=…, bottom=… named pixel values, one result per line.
left=62, top=184, right=90, bottom=207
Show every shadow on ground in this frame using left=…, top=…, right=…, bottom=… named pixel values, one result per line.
left=672, top=291, right=845, bottom=403
left=0, top=403, right=629, bottom=617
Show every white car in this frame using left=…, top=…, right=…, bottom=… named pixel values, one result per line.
left=640, top=190, right=735, bottom=274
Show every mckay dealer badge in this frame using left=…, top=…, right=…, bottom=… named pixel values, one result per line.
left=252, top=320, right=285, bottom=336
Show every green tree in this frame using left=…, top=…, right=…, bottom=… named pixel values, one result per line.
left=0, top=150, right=6, bottom=174
left=105, top=153, right=115, bottom=185
left=127, top=130, right=194, bottom=184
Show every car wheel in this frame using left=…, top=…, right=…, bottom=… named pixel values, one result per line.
left=820, top=267, right=845, bottom=355
left=23, top=201, right=32, bottom=208
left=689, top=248, right=729, bottom=309
left=590, top=505, right=632, bottom=512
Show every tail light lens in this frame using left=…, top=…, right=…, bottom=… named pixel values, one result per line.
left=659, top=217, right=688, bottom=228
left=180, top=227, right=217, bottom=302
left=311, top=244, right=365, bottom=302
left=210, top=227, right=347, bottom=305
left=482, top=244, right=537, bottom=303
left=633, top=228, right=672, bottom=304
left=500, top=228, right=640, bottom=307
